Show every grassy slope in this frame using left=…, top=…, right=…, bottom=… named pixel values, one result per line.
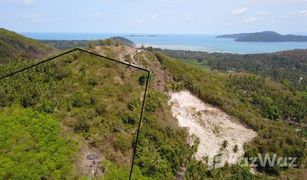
left=98, top=46, right=306, bottom=178
left=0, top=48, right=196, bottom=179
left=157, top=49, right=307, bottom=91
left=0, top=37, right=306, bottom=179
left=0, top=50, right=148, bottom=178
left=0, top=28, right=54, bottom=64
left=154, top=52, right=306, bottom=178
left=0, top=106, right=77, bottom=179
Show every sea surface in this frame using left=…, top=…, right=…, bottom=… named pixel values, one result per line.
left=21, top=32, right=307, bottom=54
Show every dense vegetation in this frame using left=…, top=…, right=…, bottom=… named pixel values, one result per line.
left=39, top=40, right=90, bottom=50
left=0, top=46, right=257, bottom=179
left=0, top=106, right=77, bottom=179
left=0, top=29, right=306, bottom=179
left=0, top=50, right=148, bottom=178
left=157, top=49, right=307, bottom=91
left=0, top=48, right=202, bottom=179
left=154, top=52, right=306, bottom=178
left=0, top=28, right=53, bottom=63
left=39, top=37, right=134, bottom=50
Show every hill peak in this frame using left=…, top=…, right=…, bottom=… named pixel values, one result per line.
left=217, top=31, right=307, bottom=42
left=0, top=28, right=54, bottom=63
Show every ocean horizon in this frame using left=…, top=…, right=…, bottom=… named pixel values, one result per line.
left=21, top=32, right=307, bottom=54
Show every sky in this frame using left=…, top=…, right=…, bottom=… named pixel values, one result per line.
left=0, top=0, right=307, bottom=34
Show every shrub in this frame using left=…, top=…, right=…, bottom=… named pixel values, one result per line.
left=0, top=107, right=76, bottom=179
left=54, top=69, right=69, bottom=80
left=233, top=145, right=239, bottom=153
left=127, top=99, right=138, bottom=111
left=74, top=117, right=90, bottom=132
left=37, top=101, right=54, bottom=113
left=127, top=116, right=136, bottom=125
left=231, top=166, right=253, bottom=180
left=138, top=75, right=146, bottom=85
left=222, top=140, right=228, bottom=148
left=119, top=112, right=136, bottom=125
left=20, top=91, right=39, bottom=108
left=114, top=133, right=131, bottom=152
left=95, top=103, right=107, bottom=116
left=145, top=92, right=161, bottom=113
left=88, top=78, right=98, bottom=87
left=264, top=105, right=279, bottom=120
left=71, top=93, right=85, bottom=107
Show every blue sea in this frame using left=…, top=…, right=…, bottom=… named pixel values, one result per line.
left=21, top=32, right=307, bottom=54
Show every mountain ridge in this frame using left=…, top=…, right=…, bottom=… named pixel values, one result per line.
left=217, top=31, right=307, bottom=42
left=0, top=28, right=54, bottom=63
left=0, top=29, right=306, bottom=179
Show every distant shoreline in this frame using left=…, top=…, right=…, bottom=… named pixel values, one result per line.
left=21, top=33, right=307, bottom=54
left=125, top=34, right=168, bottom=38
left=217, top=31, right=307, bottom=42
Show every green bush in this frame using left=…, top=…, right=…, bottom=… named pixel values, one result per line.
left=88, top=78, right=98, bottom=87
left=230, top=166, right=253, bottom=180
left=138, top=75, right=146, bottom=85
left=102, top=160, right=150, bottom=180
left=96, top=103, right=107, bottom=116
left=37, top=101, right=54, bottom=113
left=264, top=105, right=279, bottom=120
left=114, top=133, right=131, bottom=152
left=54, top=69, right=69, bottom=80
left=74, top=117, right=90, bottom=132
left=71, top=93, right=86, bottom=107
left=128, top=99, right=138, bottom=111
left=0, top=106, right=76, bottom=179
left=145, top=91, right=161, bottom=113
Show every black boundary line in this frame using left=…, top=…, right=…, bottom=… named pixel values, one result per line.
left=129, top=70, right=150, bottom=180
left=0, top=48, right=149, bottom=81
left=0, top=48, right=150, bottom=180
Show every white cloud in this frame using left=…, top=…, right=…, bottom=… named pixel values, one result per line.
left=244, top=17, right=258, bottom=23
left=23, top=0, right=34, bottom=6
left=299, top=10, right=307, bottom=17
left=232, top=7, right=249, bottom=16
left=291, top=10, right=307, bottom=18
left=150, top=14, right=158, bottom=19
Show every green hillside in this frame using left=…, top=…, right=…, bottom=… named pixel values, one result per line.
left=0, top=32, right=306, bottom=179
left=0, top=50, right=150, bottom=178
left=39, top=37, right=134, bottom=50
left=0, top=28, right=54, bottom=63
left=0, top=106, right=77, bottom=179
left=154, top=52, right=306, bottom=178
left=158, top=49, right=307, bottom=91
left=0, top=48, right=197, bottom=179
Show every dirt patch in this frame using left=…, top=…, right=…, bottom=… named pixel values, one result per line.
left=169, top=90, right=257, bottom=167
left=92, top=45, right=169, bottom=92
left=113, top=76, right=124, bottom=85
left=76, top=138, right=105, bottom=178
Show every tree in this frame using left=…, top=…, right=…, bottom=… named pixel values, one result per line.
left=0, top=106, right=76, bottom=179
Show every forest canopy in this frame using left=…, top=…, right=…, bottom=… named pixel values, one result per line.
left=0, top=106, right=77, bottom=179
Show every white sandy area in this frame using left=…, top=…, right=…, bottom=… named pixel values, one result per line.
left=169, top=91, right=256, bottom=166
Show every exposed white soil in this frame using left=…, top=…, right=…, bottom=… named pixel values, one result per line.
left=169, top=91, right=256, bottom=167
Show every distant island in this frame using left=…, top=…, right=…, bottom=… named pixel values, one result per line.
left=217, top=31, right=307, bottom=42
left=126, top=34, right=167, bottom=37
